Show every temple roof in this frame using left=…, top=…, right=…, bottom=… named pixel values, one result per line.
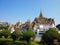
left=32, top=12, right=55, bottom=25
left=39, top=11, right=43, bottom=18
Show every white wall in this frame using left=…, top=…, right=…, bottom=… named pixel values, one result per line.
left=33, top=23, right=55, bottom=37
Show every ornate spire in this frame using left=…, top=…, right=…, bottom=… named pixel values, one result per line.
left=39, top=11, right=43, bottom=18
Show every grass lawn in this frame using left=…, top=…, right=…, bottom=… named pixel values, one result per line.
left=0, top=38, right=47, bottom=45
left=0, top=38, right=27, bottom=45
left=31, top=42, right=39, bottom=45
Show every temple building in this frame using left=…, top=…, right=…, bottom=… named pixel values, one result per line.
left=13, top=19, right=31, bottom=32
left=14, top=20, right=22, bottom=30
left=0, top=22, right=9, bottom=30
left=0, top=22, right=9, bottom=27
left=0, top=11, right=55, bottom=40
left=12, top=11, right=55, bottom=37
left=8, top=24, right=15, bottom=33
left=19, top=19, right=31, bottom=32
left=8, top=11, right=55, bottom=37
left=31, top=12, right=55, bottom=37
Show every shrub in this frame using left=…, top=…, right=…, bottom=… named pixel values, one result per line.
left=0, top=31, right=2, bottom=38
left=11, top=30, right=22, bottom=41
left=57, top=33, right=60, bottom=42
left=23, top=29, right=35, bottom=42
left=1, top=29, right=11, bottom=38
left=42, top=28, right=59, bottom=45
left=56, top=24, right=60, bottom=30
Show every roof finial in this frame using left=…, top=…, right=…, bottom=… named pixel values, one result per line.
left=39, top=10, right=43, bottom=18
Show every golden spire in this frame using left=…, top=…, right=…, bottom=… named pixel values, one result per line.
left=39, top=11, right=43, bottom=18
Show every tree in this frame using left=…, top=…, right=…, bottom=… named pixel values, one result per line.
left=11, top=30, right=22, bottom=41
left=56, top=24, right=60, bottom=30
left=0, top=31, right=2, bottom=38
left=1, top=29, right=11, bottom=38
left=0, top=25, right=9, bottom=30
left=23, top=29, right=35, bottom=42
left=42, top=28, right=59, bottom=45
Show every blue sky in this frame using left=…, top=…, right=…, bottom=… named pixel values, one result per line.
left=0, top=0, right=60, bottom=25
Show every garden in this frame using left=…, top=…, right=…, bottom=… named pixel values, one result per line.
left=0, top=28, right=60, bottom=45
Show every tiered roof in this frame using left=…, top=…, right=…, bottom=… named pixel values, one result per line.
left=31, top=12, right=55, bottom=28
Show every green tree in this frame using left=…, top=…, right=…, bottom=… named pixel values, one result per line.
left=1, top=29, right=11, bottom=38
left=0, top=31, right=2, bottom=38
left=0, top=24, right=9, bottom=30
left=56, top=24, right=60, bottom=30
left=42, top=28, right=59, bottom=45
left=23, top=29, right=35, bottom=42
left=11, top=30, right=22, bottom=41
left=57, top=32, right=60, bottom=42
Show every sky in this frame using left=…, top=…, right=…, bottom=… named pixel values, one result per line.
left=0, top=0, right=60, bottom=25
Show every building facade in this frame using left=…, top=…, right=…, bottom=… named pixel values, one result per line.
left=31, top=12, right=55, bottom=37
left=0, top=22, right=9, bottom=30
left=9, top=11, right=55, bottom=37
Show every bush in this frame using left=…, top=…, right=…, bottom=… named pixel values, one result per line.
left=42, top=28, right=59, bottom=45
left=0, top=31, right=2, bottom=38
left=11, top=30, right=22, bottom=41
left=56, top=24, right=60, bottom=30
left=57, top=33, right=60, bottom=42
left=23, top=29, right=35, bottom=42
left=1, top=29, right=11, bottom=38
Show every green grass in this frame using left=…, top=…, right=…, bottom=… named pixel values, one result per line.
left=0, top=38, right=12, bottom=45
left=12, top=41, right=27, bottom=45
left=0, top=38, right=27, bottom=45
left=0, top=38, right=47, bottom=45
left=0, top=38, right=40, bottom=45
left=31, top=42, right=39, bottom=45
left=0, top=38, right=12, bottom=41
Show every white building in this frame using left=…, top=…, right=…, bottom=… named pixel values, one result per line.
left=32, top=12, right=55, bottom=37
left=8, top=24, right=15, bottom=33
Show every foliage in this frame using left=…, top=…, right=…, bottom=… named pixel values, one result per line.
left=56, top=24, right=60, bottom=30
left=0, top=31, right=2, bottom=38
left=42, top=28, right=59, bottom=45
left=30, top=41, right=39, bottom=45
left=0, top=38, right=27, bottom=45
left=57, top=33, right=60, bottom=42
left=0, top=38, right=12, bottom=45
left=0, top=25, right=9, bottom=30
left=23, top=29, right=35, bottom=42
left=1, top=29, right=11, bottom=38
left=12, top=41, right=27, bottom=45
left=11, top=30, right=22, bottom=41
left=0, top=38, right=40, bottom=45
